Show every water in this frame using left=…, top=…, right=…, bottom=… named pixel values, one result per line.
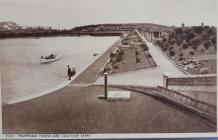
left=0, top=36, right=119, bottom=103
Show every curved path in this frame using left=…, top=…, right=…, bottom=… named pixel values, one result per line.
left=3, top=85, right=215, bottom=133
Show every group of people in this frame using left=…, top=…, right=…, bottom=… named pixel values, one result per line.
left=41, top=53, right=56, bottom=59
left=67, top=65, right=76, bottom=80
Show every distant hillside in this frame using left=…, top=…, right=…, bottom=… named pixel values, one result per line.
left=0, top=21, right=23, bottom=31
left=72, top=23, right=170, bottom=32
left=0, top=21, right=170, bottom=38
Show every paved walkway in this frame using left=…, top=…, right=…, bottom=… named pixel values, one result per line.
left=3, top=85, right=215, bottom=133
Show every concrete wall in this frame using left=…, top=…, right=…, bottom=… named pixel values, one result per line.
left=165, top=74, right=216, bottom=86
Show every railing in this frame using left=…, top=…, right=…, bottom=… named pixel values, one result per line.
left=155, top=86, right=216, bottom=123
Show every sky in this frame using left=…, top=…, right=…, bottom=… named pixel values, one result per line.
left=0, top=0, right=217, bottom=29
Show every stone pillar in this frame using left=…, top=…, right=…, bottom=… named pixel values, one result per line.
left=162, top=73, right=169, bottom=88
left=104, top=72, right=108, bottom=98
left=150, top=32, right=152, bottom=42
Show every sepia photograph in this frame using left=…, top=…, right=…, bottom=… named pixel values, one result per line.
left=0, top=0, right=217, bottom=138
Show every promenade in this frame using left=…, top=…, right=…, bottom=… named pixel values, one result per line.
left=2, top=38, right=216, bottom=133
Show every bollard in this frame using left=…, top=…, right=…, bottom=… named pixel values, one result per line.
left=104, top=72, right=108, bottom=98
left=162, top=73, right=169, bottom=88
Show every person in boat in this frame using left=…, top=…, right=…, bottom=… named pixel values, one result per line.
left=67, top=65, right=72, bottom=80
left=49, top=53, right=55, bottom=59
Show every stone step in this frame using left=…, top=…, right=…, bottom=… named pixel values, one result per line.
left=107, top=91, right=131, bottom=101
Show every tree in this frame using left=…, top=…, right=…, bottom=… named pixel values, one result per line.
left=191, top=36, right=201, bottom=47
left=179, top=57, right=184, bottom=61
left=185, top=32, right=195, bottom=42
left=194, top=26, right=203, bottom=34
left=169, top=50, right=175, bottom=56
left=211, top=37, right=216, bottom=45
left=182, top=43, right=188, bottom=49
left=192, top=45, right=197, bottom=50
left=169, top=46, right=174, bottom=50
left=204, top=41, right=211, bottom=49
left=190, top=51, right=195, bottom=55
left=175, top=28, right=183, bottom=34
left=179, top=52, right=184, bottom=57
left=116, top=55, right=122, bottom=62
left=143, top=45, right=149, bottom=51
left=163, top=47, right=167, bottom=51
left=181, top=23, right=185, bottom=27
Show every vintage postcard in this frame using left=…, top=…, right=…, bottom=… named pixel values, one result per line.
left=0, top=0, right=217, bottom=139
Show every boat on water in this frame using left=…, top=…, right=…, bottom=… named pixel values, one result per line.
left=40, top=53, right=60, bottom=64
left=93, top=53, right=99, bottom=56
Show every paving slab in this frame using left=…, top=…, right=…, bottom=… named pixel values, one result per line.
left=107, top=91, right=131, bottom=101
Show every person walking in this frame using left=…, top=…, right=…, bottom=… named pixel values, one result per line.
left=67, top=65, right=72, bottom=80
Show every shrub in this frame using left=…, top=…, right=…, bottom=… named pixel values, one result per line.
left=116, top=55, right=122, bottom=62
left=118, top=49, right=124, bottom=55
left=156, top=40, right=161, bottom=46
left=191, top=37, right=201, bottom=46
left=182, top=43, right=188, bottom=49
left=163, top=47, right=167, bottom=51
left=203, top=41, right=211, bottom=49
left=194, top=26, right=203, bottom=34
left=206, top=28, right=214, bottom=36
left=192, top=45, right=197, bottom=50
left=175, top=28, right=183, bottom=34
left=147, top=53, right=152, bottom=58
left=185, top=33, right=195, bottom=42
left=136, top=57, right=140, bottom=63
left=143, top=46, right=149, bottom=51
left=189, top=51, right=195, bottom=55
left=176, top=42, right=181, bottom=46
left=110, top=52, right=116, bottom=57
left=211, top=37, right=216, bottom=45
left=201, top=32, right=209, bottom=40
left=162, top=38, right=167, bottom=43
left=169, top=50, right=175, bottom=56
left=169, top=46, right=174, bottom=50
left=178, top=57, right=184, bottom=61
left=179, top=52, right=184, bottom=57
left=112, top=63, right=119, bottom=69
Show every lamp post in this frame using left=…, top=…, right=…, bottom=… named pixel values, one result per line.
left=104, top=72, right=108, bottom=98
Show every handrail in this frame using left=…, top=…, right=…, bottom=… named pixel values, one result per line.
left=157, top=86, right=216, bottom=115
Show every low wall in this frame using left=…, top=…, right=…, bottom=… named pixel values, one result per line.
left=156, top=86, right=216, bottom=124
left=166, top=74, right=216, bottom=86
